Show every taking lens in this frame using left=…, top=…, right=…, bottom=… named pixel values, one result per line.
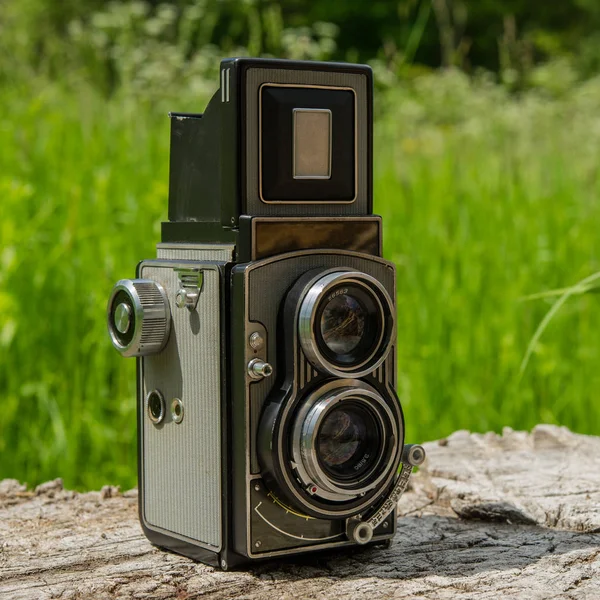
left=317, top=403, right=381, bottom=480
left=286, top=380, right=402, bottom=511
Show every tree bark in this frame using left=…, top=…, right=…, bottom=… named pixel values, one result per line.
left=1, top=425, right=598, bottom=599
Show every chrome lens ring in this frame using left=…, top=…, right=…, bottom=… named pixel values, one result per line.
left=107, top=280, right=144, bottom=354
left=298, top=270, right=394, bottom=377
left=291, top=381, right=398, bottom=503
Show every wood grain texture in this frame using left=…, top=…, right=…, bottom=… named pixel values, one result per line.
left=1, top=425, right=598, bottom=599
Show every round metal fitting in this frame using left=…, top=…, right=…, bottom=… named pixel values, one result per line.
left=406, top=444, right=426, bottom=466
left=298, top=270, right=394, bottom=378
left=248, top=359, right=273, bottom=380
left=346, top=519, right=373, bottom=545
left=171, top=398, right=184, bottom=424
left=175, top=289, right=188, bottom=309
left=175, top=287, right=200, bottom=310
left=291, top=380, right=398, bottom=503
left=249, top=331, right=265, bottom=351
left=107, top=279, right=171, bottom=357
left=147, top=390, right=165, bottom=425
left=114, top=303, right=132, bottom=334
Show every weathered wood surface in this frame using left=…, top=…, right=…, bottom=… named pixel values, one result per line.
left=1, top=424, right=598, bottom=599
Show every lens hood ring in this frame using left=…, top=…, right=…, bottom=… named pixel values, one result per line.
left=291, top=380, right=398, bottom=503
left=298, top=270, right=394, bottom=377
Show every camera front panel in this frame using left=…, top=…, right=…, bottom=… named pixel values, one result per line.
left=230, top=250, right=402, bottom=559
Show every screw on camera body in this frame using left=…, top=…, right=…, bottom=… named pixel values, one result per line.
left=249, top=331, right=265, bottom=351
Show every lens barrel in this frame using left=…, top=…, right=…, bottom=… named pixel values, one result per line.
left=291, top=381, right=397, bottom=504
left=298, top=271, right=394, bottom=377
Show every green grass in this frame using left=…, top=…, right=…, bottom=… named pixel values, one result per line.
left=1, top=71, right=600, bottom=491
left=376, top=71, right=600, bottom=442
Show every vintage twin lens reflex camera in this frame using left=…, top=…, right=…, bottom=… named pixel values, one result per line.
left=107, top=58, right=425, bottom=569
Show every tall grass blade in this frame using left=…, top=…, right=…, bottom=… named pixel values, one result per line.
left=519, top=271, right=600, bottom=378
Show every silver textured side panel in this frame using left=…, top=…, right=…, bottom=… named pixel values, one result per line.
left=245, top=68, right=369, bottom=216
left=140, top=262, right=222, bottom=550
left=157, top=243, right=234, bottom=262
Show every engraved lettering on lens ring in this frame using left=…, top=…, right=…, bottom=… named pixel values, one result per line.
left=366, top=460, right=412, bottom=530
left=298, top=271, right=394, bottom=377
left=327, top=287, right=348, bottom=302
left=291, top=381, right=397, bottom=504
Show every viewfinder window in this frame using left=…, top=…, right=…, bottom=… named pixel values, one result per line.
left=293, top=109, right=332, bottom=179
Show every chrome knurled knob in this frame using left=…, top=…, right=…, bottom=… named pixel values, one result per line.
left=107, top=279, right=171, bottom=357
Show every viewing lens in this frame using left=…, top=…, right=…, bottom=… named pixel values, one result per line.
left=317, top=403, right=380, bottom=480
left=314, top=283, right=383, bottom=368
left=320, top=294, right=365, bottom=354
left=298, top=270, right=395, bottom=377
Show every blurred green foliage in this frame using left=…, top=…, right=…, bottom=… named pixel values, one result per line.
left=1, top=0, right=600, bottom=490
left=3, top=0, right=600, bottom=91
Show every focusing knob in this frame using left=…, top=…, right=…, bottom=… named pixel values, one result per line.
left=107, top=279, right=171, bottom=357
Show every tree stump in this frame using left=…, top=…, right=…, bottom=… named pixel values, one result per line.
left=1, top=425, right=598, bottom=599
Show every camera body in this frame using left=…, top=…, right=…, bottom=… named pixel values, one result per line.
left=107, top=58, right=424, bottom=569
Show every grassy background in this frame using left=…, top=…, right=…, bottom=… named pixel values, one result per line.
left=1, top=69, right=600, bottom=491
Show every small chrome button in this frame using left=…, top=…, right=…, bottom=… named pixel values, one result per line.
left=114, top=302, right=132, bottom=334
left=346, top=518, right=373, bottom=545
left=405, top=444, right=426, bottom=466
left=248, top=331, right=265, bottom=351
left=171, top=398, right=184, bottom=424
left=248, top=359, right=273, bottom=380
left=174, top=268, right=203, bottom=311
